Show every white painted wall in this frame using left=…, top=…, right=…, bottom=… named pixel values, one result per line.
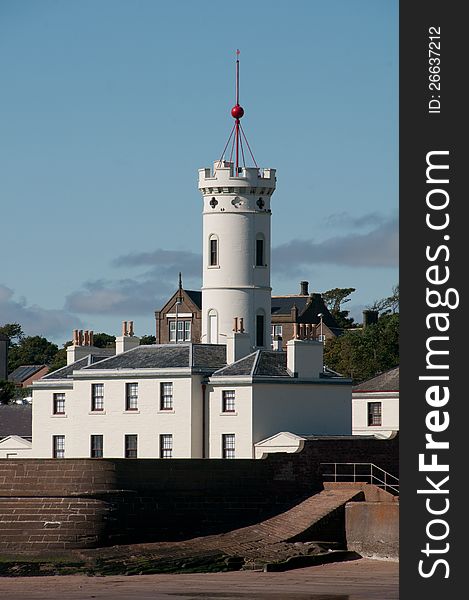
left=252, top=383, right=352, bottom=445
left=199, top=161, right=275, bottom=352
left=0, top=435, right=32, bottom=458
left=254, top=431, right=304, bottom=459
left=32, top=371, right=204, bottom=458
left=352, top=391, right=399, bottom=438
left=206, top=378, right=352, bottom=458
left=205, top=382, right=253, bottom=458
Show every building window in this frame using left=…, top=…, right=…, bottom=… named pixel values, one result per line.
left=125, top=434, right=138, bottom=458
left=169, top=320, right=191, bottom=342
left=368, top=402, right=382, bottom=426
left=53, top=393, right=65, bottom=415
left=90, top=435, right=103, bottom=458
left=91, top=383, right=104, bottom=411
left=222, top=434, right=235, bottom=459
left=256, top=314, right=265, bottom=347
left=222, top=390, right=236, bottom=412
left=271, top=325, right=283, bottom=338
left=160, top=382, right=173, bottom=410
left=160, top=434, right=173, bottom=458
left=209, top=236, right=218, bottom=266
left=126, top=382, right=138, bottom=411
left=256, top=237, right=265, bottom=266
left=53, top=435, right=65, bottom=459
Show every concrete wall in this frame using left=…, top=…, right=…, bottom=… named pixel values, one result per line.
left=346, top=501, right=399, bottom=560
left=352, top=391, right=399, bottom=437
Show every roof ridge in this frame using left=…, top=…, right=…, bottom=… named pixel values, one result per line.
left=251, top=350, right=262, bottom=376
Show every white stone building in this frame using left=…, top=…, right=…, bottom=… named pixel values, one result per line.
left=30, top=59, right=353, bottom=459
left=352, top=367, right=399, bottom=438
left=31, top=333, right=351, bottom=459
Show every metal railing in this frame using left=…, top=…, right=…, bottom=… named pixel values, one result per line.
left=320, top=462, right=399, bottom=495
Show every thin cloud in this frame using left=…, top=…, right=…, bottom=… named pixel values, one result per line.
left=0, top=284, right=82, bottom=339
left=65, top=249, right=202, bottom=315
left=65, top=217, right=397, bottom=317
left=273, top=216, right=398, bottom=272
left=324, top=211, right=393, bottom=229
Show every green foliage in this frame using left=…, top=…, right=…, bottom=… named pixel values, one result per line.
left=0, top=323, right=24, bottom=347
left=324, top=313, right=399, bottom=383
left=47, top=348, right=68, bottom=373
left=322, top=287, right=356, bottom=328
left=140, top=335, right=156, bottom=345
left=8, top=336, right=59, bottom=374
left=368, top=284, right=399, bottom=315
left=0, top=379, right=16, bottom=404
left=93, top=333, right=115, bottom=348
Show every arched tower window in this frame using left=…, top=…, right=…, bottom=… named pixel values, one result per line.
left=256, top=310, right=265, bottom=347
left=255, top=234, right=265, bottom=267
left=208, top=309, right=218, bottom=344
left=209, top=235, right=219, bottom=267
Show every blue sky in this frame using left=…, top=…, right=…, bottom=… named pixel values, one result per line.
left=0, top=0, right=398, bottom=344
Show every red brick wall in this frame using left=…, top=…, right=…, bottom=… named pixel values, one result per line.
left=0, top=435, right=398, bottom=551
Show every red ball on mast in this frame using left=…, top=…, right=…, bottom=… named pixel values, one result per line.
left=231, top=104, right=244, bottom=119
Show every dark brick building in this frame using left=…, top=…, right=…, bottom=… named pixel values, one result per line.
left=155, top=280, right=341, bottom=348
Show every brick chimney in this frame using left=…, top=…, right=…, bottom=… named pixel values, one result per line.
left=115, top=320, right=140, bottom=354
left=66, top=329, right=98, bottom=365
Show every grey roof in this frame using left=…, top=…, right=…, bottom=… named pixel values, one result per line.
left=271, top=293, right=339, bottom=328
left=353, top=367, right=399, bottom=392
left=185, top=290, right=202, bottom=309
left=8, top=365, right=47, bottom=383
left=80, top=344, right=226, bottom=372
left=43, top=353, right=113, bottom=380
left=212, top=350, right=291, bottom=378
left=0, top=404, right=32, bottom=438
left=271, top=296, right=309, bottom=316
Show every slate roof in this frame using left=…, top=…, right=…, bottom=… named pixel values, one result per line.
left=353, top=367, right=400, bottom=392
left=271, top=296, right=310, bottom=316
left=9, top=365, right=47, bottom=384
left=186, top=290, right=202, bottom=309
left=80, top=344, right=226, bottom=372
left=42, top=352, right=114, bottom=380
left=212, top=350, right=291, bottom=378
left=0, top=404, right=32, bottom=438
left=271, top=293, right=339, bottom=328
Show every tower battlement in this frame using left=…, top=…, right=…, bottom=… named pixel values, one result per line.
left=198, top=161, right=276, bottom=193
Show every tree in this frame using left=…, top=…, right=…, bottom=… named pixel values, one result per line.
left=93, top=333, right=115, bottom=348
left=8, top=336, right=59, bottom=373
left=322, top=287, right=356, bottom=329
left=324, top=312, right=399, bottom=383
left=140, top=335, right=156, bottom=345
left=0, top=379, right=16, bottom=405
left=0, top=323, right=24, bottom=347
left=368, top=284, right=399, bottom=315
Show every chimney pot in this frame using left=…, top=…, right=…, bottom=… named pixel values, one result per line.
left=122, top=321, right=127, bottom=336
left=300, top=281, right=309, bottom=295
left=239, top=318, right=245, bottom=333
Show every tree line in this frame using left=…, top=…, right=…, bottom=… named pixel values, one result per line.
left=1, top=285, right=399, bottom=402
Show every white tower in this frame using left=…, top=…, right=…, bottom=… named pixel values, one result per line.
left=198, top=53, right=276, bottom=352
